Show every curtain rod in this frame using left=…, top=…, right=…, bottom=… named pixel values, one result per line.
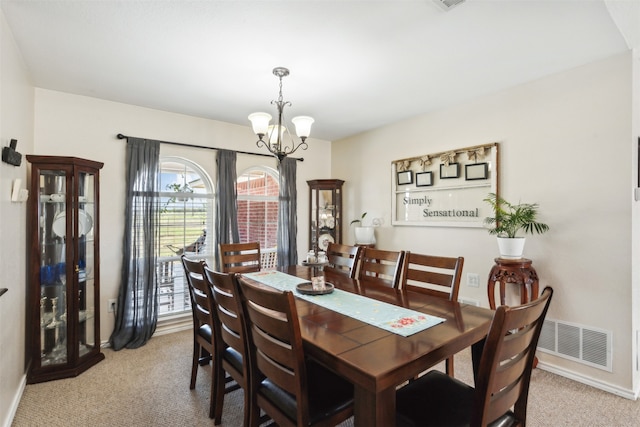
left=116, top=133, right=304, bottom=162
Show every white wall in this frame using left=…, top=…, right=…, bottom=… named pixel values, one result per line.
left=32, top=89, right=332, bottom=344
left=630, top=48, right=640, bottom=395
left=0, top=9, right=34, bottom=426
left=333, top=52, right=635, bottom=394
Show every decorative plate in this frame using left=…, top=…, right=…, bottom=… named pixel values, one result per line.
left=296, top=282, right=334, bottom=295
left=318, top=233, right=334, bottom=251
left=325, top=216, right=336, bottom=229
left=52, top=209, right=93, bottom=238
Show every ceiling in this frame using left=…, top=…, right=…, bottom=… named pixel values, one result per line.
left=1, top=0, right=636, bottom=142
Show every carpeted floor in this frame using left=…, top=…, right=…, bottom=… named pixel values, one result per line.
left=11, top=329, right=640, bottom=426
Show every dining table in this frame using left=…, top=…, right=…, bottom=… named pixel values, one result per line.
left=242, top=265, right=494, bottom=427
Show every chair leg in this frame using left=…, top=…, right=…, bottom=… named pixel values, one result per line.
left=248, top=387, right=260, bottom=427
left=242, top=380, right=251, bottom=427
left=190, top=341, right=199, bottom=389
left=445, top=356, right=454, bottom=377
left=209, top=362, right=217, bottom=420
left=212, top=357, right=225, bottom=423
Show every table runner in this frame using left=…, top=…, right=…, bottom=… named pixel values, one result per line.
left=243, top=270, right=445, bottom=337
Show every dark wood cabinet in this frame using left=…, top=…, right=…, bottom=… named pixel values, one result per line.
left=307, top=179, right=344, bottom=253
left=26, top=155, right=104, bottom=383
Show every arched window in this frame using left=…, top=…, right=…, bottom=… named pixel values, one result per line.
left=157, top=157, right=213, bottom=316
left=237, top=167, right=279, bottom=269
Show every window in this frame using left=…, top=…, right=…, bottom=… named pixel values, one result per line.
left=237, top=167, right=279, bottom=269
left=156, top=157, right=213, bottom=316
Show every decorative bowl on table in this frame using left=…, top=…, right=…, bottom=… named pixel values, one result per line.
left=296, top=282, right=334, bottom=295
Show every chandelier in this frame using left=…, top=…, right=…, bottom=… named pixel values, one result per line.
left=248, top=67, right=314, bottom=162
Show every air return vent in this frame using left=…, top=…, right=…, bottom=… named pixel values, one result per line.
left=538, top=318, right=612, bottom=371
left=432, top=0, right=466, bottom=11
left=457, top=297, right=479, bottom=306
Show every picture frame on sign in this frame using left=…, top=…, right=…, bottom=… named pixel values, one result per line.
left=416, top=172, right=433, bottom=187
left=397, top=171, right=413, bottom=185
left=439, top=163, right=460, bottom=179
left=465, top=163, right=489, bottom=180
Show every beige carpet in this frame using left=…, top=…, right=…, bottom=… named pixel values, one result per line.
left=11, top=329, right=640, bottom=426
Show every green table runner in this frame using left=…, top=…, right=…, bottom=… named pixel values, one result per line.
left=243, top=271, right=444, bottom=337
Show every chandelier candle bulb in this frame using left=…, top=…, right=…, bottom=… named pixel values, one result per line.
left=248, top=112, right=272, bottom=136
left=268, top=124, right=286, bottom=145
left=292, top=116, right=314, bottom=139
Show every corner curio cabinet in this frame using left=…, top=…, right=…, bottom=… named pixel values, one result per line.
left=27, top=155, right=104, bottom=383
left=307, top=179, right=344, bottom=253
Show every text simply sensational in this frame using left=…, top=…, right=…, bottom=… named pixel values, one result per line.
left=422, top=208, right=479, bottom=217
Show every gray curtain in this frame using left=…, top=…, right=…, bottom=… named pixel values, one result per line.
left=277, top=157, right=297, bottom=267
left=109, top=138, right=160, bottom=350
left=214, top=149, right=239, bottom=270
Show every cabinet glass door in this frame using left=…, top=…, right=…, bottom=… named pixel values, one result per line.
left=308, top=180, right=344, bottom=253
left=38, top=170, right=69, bottom=367
left=77, top=171, right=97, bottom=358
left=313, top=191, right=337, bottom=251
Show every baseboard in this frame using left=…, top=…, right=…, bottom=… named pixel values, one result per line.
left=3, top=373, right=26, bottom=427
left=154, top=315, right=192, bottom=336
left=101, top=314, right=192, bottom=348
left=537, top=360, right=637, bottom=400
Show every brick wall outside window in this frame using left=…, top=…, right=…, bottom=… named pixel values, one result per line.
left=237, top=170, right=278, bottom=249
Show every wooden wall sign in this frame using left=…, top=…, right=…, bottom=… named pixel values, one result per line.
left=391, top=142, right=499, bottom=228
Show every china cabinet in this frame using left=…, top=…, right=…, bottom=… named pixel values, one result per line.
left=307, top=179, right=344, bottom=253
left=26, top=155, right=104, bottom=383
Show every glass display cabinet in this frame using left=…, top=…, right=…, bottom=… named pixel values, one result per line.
left=307, top=179, right=344, bottom=254
left=27, top=155, right=104, bottom=383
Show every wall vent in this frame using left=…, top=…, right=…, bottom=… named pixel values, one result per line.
left=538, top=318, right=612, bottom=371
left=432, top=0, right=466, bottom=11
left=458, top=297, right=479, bottom=306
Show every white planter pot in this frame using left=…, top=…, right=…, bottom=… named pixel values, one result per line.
left=496, top=237, right=526, bottom=259
left=354, top=226, right=376, bottom=245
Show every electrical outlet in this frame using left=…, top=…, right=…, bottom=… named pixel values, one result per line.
left=467, top=273, right=480, bottom=288
left=108, top=299, right=117, bottom=313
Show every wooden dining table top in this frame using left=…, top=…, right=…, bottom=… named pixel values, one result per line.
left=244, top=265, right=494, bottom=427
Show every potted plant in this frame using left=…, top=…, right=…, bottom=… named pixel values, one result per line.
left=483, top=193, right=549, bottom=259
left=350, top=212, right=376, bottom=245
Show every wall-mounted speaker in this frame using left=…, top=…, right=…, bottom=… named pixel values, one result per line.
left=2, top=139, right=22, bottom=166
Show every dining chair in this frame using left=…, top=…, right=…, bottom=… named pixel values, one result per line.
left=357, top=247, right=405, bottom=288
left=181, top=255, right=216, bottom=418
left=324, top=242, right=362, bottom=278
left=203, top=267, right=252, bottom=426
left=236, top=275, right=355, bottom=427
left=395, top=287, right=553, bottom=427
left=401, top=252, right=464, bottom=377
left=181, top=255, right=239, bottom=419
left=219, top=242, right=261, bottom=274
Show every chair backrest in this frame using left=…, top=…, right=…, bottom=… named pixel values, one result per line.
left=236, top=276, right=311, bottom=426
left=401, top=252, right=464, bottom=301
left=473, top=287, right=553, bottom=426
left=181, top=255, right=206, bottom=317
left=181, top=255, right=205, bottom=279
left=219, top=242, right=261, bottom=274
left=204, top=267, right=246, bottom=361
left=324, top=242, right=362, bottom=278
left=357, top=248, right=405, bottom=288
left=181, top=256, right=216, bottom=334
